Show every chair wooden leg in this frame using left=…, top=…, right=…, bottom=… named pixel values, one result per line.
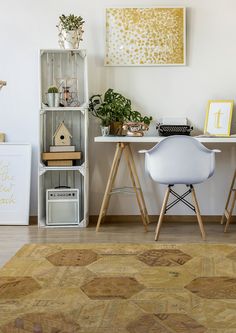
left=191, top=186, right=206, bottom=240
left=155, top=187, right=170, bottom=241
left=221, top=169, right=236, bottom=225
left=224, top=190, right=236, bottom=232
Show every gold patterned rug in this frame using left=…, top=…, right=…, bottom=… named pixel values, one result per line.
left=0, top=243, right=236, bottom=333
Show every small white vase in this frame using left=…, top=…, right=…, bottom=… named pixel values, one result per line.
left=62, top=30, right=80, bottom=49
left=101, top=125, right=110, bottom=136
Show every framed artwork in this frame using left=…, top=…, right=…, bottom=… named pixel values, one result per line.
left=0, top=143, right=31, bottom=225
left=105, top=7, right=186, bottom=66
left=204, top=100, right=234, bottom=136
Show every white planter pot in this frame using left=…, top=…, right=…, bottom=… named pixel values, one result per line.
left=62, top=30, right=81, bottom=49
left=47, top=93, right=60, bottom=107
left=101, top=125, right=110, bottom=136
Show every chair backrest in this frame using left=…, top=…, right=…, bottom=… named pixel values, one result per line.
left=144, top=136, right=217, bottom=185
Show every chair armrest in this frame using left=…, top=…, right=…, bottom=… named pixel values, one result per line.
left=138, top=150, right=148, bottom=154
left=212, top=149, right=221, bottom=153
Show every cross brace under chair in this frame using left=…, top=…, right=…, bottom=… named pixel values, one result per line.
left=155, top=185, right=206, bottom=241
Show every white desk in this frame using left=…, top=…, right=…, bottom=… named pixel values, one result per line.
left=94, top=136, right=236, bottom=231
left=95, top=135, right=236, bottom=143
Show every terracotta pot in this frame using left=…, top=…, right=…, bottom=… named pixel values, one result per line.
left=110, top=122, right=124, bottom=136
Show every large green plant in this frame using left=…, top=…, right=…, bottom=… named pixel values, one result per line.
left=89, top=89, right=152, bottom=126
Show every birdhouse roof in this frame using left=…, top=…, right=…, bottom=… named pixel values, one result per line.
left=53, top=121, right=72, bottom=138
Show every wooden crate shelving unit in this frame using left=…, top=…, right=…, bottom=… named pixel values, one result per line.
left=38, top=49, right=89, bottom=228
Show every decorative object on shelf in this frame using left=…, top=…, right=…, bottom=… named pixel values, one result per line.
left=53, top=121, right=72, bottom=146
left=47, top=86, right=60, bottom=107
left=0, top=80, right=7, bottom=89
left=50, top=145, right=75, bottom=152
left=89, top=88, right=152, bottom=136
left=57, top=14, right=85, bottom=49
left=123, top=122, right=149, bottom=137
left=56, top=78, right=80, bottom=107
left=43, top=122, right=82, bottom=167
left=204, top=100, right=234, bottom=136
left=42, top=151, right=81, bottom=166
left=46, top=188, right=79, bottom=225
left=0, top=133, right=5, bottom=142
left=105, top=7, right=186, bottom=66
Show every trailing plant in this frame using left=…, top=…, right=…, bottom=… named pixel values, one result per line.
left=89, top=89, right=152, bottom=126
left=58, top=14, right=85, bottom=32
left=48, top=86, right=59, bottom=93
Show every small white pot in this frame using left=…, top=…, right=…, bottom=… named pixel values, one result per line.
left=101, top=125, right=110, bottom=136
left=47, top=93, right=60, bottom=107
left=63, top=30, right=80, bottom=49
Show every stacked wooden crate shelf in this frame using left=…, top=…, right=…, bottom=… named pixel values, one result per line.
left=38, top=49, right=89, bottom=228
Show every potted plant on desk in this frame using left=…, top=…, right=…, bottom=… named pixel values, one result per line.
left=89, top=89, right=152, bottom=136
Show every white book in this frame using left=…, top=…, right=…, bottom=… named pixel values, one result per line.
left=49, top=145, right=76, bottom=152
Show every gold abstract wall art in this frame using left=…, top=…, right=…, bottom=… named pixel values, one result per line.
left=105, top=7, right=186, bottom=66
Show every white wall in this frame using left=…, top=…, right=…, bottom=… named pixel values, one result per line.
left=0, top=0, right=236, bottom=216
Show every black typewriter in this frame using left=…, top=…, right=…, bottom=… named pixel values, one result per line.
left=156, top=123, right=193, bottom=137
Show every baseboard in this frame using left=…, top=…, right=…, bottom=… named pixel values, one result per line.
left=29, top=215, right=236, bottom=226
left=89, top=215, right=236, bottom=224
left=29, top=216, right=38, bottom=225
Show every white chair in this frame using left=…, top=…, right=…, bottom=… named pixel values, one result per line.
left=139, top=136, right=220, bottom=241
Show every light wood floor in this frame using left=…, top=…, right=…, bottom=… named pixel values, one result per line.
left=0, top=221, right=235, bottom=267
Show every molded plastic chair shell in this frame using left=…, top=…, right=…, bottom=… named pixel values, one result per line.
left=139, top=136, right=220, bottom=185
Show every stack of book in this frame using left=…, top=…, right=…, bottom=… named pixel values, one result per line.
left=42, top=145, right=81, bottom=166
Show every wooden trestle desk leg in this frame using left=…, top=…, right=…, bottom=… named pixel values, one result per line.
left=96, top=142, right=149, bottom=232
left=124, top=145, right=147, bottom=230
left=126, top=144, right=150, bottom=226
left=96, top=143, right=123, bottom=232
left=221, top=170, right=236, bottom=231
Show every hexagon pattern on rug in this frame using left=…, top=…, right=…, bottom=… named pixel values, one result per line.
left=127, top=313, right=206, bottom=333
left=0, top=276, right=41, bottom=299
left=0, top=243, right=236, bottom=332
left=1, top=312, right=79, bottom=333
left=185, top=277, right=236, bottom=299
left=155, top=313, right=207, bottom=333
left=137, top=249, right=192, bottom=266
left=81, top=277, right=144, bottom=299
left=46, top=249, right=98, bottom=266
left=127, top=314, right=170, bottom=333
left=227, top=250, right=236, bottom=262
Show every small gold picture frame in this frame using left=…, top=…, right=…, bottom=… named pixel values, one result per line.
left=204, top=100, right=234, bottom=136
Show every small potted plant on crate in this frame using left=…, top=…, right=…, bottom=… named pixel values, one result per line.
left=57, top=14, right=85, bottom=49
left=47, top=86, right=60, bottom=107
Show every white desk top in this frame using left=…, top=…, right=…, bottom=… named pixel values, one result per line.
left=95, top=136, right=236, bottom=143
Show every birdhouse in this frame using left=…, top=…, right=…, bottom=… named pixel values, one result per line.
left=53, top=121, right=72, bottom=146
